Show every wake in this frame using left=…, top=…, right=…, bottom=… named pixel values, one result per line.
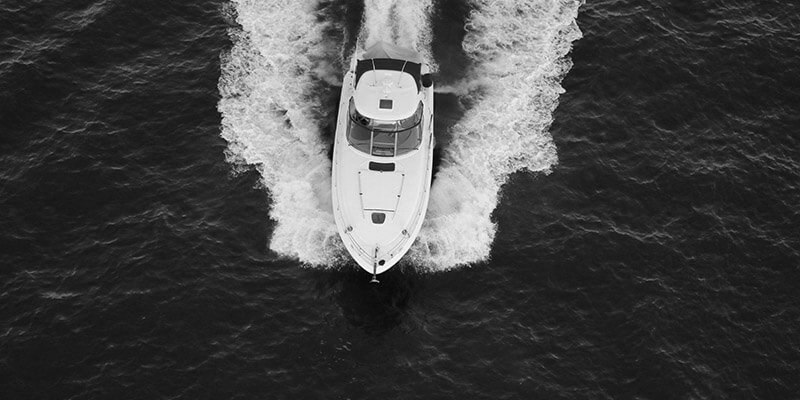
left=359, top=0, right=436, bottom=69
left=218, top=0, right=342, bottom=265
left=409, top=0, right=584, bottom=270
left=218, top=0, right=583, bottom=270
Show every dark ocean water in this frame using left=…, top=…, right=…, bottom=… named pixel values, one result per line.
left=2, top=0, right=799, bottom=399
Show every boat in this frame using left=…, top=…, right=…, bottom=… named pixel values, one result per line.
left=331, top=41, right=435, bottom=282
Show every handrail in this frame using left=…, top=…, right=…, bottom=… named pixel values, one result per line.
left=393, top=124, right=399, bottom=157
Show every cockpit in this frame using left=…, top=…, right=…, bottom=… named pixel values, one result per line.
left=346, top=97, right=423, bottom=157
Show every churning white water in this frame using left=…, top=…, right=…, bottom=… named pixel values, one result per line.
left=359, top=0, right=436, bottom=69
left=219, top=0, right=582, bottom=270
left=218, top=0, right=343, bottom=265
left=409, top=0, right=584, bottom=270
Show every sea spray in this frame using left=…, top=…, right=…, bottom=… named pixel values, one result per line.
left=408, top=0, right=584, bottom=270
left=218, top=0, right=344, bottom=265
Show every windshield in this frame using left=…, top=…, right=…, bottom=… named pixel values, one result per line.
left=347, top=97, right=423, bottom=157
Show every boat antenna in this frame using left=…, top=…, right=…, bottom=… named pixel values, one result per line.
left=396, top=60, right=408, bottom=87
left=371, top=58, right=378, bottom=86
left=371, top=247, right=380, bottom=284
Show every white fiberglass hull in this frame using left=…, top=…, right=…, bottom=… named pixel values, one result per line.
left=331, top=48, right=434, bottom=277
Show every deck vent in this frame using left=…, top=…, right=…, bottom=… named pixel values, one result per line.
left=369, top=162, right=395, bottom=172
left=371, top=213, right=386, bottom=224
left=379, top=99, right=393, bottom=109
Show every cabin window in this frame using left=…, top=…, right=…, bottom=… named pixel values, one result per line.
left=369, top=162, right=395, bottom=172
left=346, top=98, right=423, bottom=157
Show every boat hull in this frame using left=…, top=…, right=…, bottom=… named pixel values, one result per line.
left=331, top=51, right=434, bottom=276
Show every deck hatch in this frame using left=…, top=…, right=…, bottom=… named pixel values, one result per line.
left=371, top=213, right=386, bottom=224
left=358, top=170, right=404, bottom=211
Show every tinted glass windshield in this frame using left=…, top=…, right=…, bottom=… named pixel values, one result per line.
left=347, top=98, right=423, bottom=157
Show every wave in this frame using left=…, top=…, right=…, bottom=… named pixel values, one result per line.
left=218, top=0, right=582, bottom=271
left=407, top=0, right=584, bottom=270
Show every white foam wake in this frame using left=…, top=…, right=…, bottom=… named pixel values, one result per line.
left=218, top=0, right=344, bottom=265
left=359, top=0, right=436, bottom=70
left=407, top=0, right=584, bottom=270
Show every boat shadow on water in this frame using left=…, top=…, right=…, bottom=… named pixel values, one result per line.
left=313, top=266, right=424, bottom=336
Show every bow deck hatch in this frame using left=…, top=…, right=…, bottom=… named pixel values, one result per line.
left=358, top=170, right=405, bottom=211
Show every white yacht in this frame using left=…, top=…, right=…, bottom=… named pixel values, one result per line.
left=331, top=42, right=435, bottom=282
